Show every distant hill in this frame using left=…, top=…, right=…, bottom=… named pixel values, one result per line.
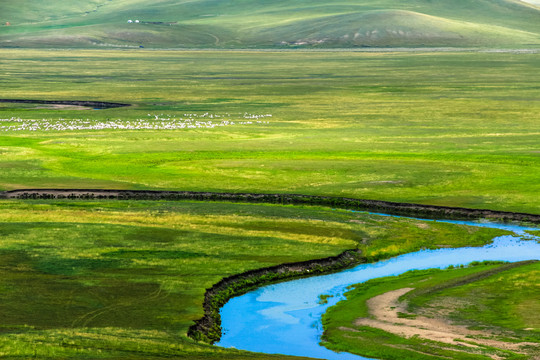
left=1, top=0, right=539, bottom=48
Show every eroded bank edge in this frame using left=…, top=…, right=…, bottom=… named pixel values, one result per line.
left=1, top=189, right=539, bottom=223
left=188, top=249, right=364, bottom=343
left=2, top=189, right=540, bottom=344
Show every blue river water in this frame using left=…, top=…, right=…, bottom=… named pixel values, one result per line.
left=217, top=216, right=540, bottom=360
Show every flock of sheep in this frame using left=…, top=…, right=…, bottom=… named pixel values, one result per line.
left=0, top=113, right=272, bottom=132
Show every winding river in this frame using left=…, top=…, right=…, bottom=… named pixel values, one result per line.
left=217, top=216, right=540, bottom=360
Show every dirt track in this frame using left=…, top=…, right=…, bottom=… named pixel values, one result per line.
left=355, top=288, right=537, bottom=357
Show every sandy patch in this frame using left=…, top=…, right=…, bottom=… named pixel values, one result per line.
left=354, top=288, right=538, bottom=357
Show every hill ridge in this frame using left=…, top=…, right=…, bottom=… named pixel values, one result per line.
left=1, top=0, right=539, bottom=48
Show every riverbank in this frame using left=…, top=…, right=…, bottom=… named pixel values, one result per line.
left=3, top=189, right=540, bottom=223
left=323, top=260, right=540, bottom=360
left=188, top=249, right=364, bottom=343
left=218, top=221, right=540, bottom=359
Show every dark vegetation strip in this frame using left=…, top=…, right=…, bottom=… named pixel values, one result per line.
left=0, top=99, right=130, bottom=109
left=2, top=189, right=539, bottom=223
left=188, top=249, right=364, bottom=343
left=2, top=188, right=539, bottom=343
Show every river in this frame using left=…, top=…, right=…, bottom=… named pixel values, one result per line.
left=217, top=216, right=540, bottom=360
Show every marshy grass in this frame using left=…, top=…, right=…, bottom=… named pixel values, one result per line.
left=0, top=199, right=507, bottom=358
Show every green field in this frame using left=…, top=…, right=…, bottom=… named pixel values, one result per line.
left=1, top=0, right=540, bottom=48
left=1, top=47, right=539, bottom=358
left=322, top=261, right=540, bottom=360
left=1, top=49, right=540, bottom=214
left=0, top=199, right=508, bottom=358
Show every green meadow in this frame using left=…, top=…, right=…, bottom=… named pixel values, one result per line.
left=0, top=48, right=539, bottom=358
left=1, top=49, right=540, bottom=214
left=1, top=3, right=540, bottom=360
left=0, top=199, right=507, bottom=358
left=322, top=261, right=540, bottom=360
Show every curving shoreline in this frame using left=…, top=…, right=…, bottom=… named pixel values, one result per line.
left=2, top=189, right=539, bottom=223
left=2, top=188, right=540, bottom=344
left=187, top=249, right=364, bottom=343
left=0, top=99, right=130, bottom=109
left=218, top=228, right=540, bottom=359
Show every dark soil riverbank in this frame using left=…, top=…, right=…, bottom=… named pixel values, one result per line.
left=0, top=99, right=130, bottom=109
left=2, top=189, right=539, bottom=223
left=188, top=249, right=364, bottom=343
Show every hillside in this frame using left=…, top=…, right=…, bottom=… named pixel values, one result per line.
left=1, top=0, right=540, bottom=48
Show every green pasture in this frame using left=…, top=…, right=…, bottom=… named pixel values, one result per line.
left=0, top=199, right=506, bottom=358
left=322, top=261, right=540, bottom=360
left=1, top=49, right=540, bottom=213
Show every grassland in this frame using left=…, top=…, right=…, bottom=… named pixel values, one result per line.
left=0, top=199, right=507, bottom=358
left=1, top=49, right=540, bottom=214
left=0, top=47, right=539, bottom=358
left=322, top=261, right=540, bottom=360
left=1, top=0, right=540, bottom=48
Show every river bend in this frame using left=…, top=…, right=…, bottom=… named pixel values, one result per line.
left=217, top=216, right=540, bottom=360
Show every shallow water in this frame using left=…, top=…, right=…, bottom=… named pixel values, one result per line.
left=217, top=217, right=540, bottom=360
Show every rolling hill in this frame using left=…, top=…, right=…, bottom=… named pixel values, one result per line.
left=1, top=0, right=540, bottom=48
